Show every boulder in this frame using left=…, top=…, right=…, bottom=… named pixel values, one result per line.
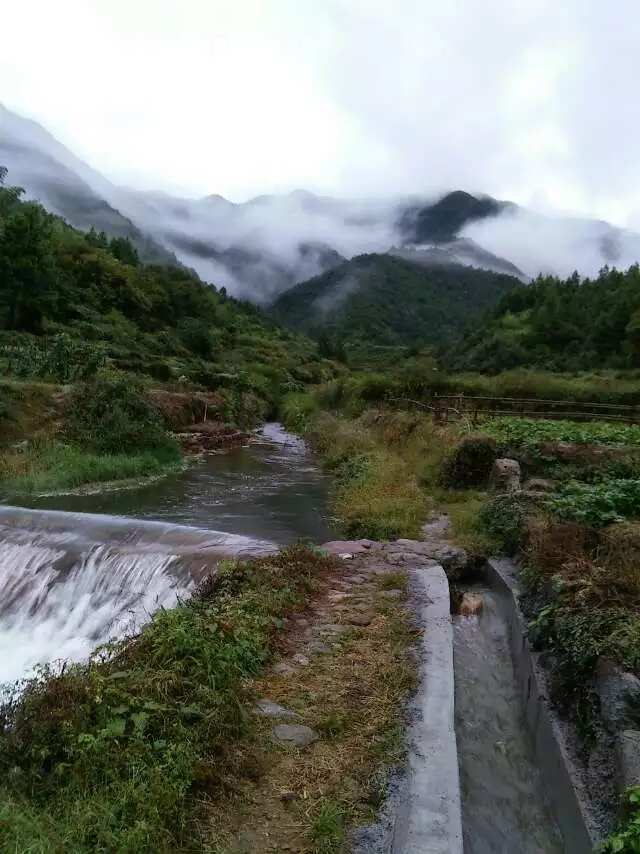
left=523, top=477, right=555, bottom=493
left=273, top=724, right=319, bottom=748
left=320, top=540, right=374, bottom=556
left=459, top=592, right=484, bottom=616
left=490, top=458, right=521, bottom=493
left=595, top=658, right=640, bottom=733
left=347, top=612, right=374, bottom=626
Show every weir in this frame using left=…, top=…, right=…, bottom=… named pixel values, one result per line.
left=0, top=506, right=274, bottom=685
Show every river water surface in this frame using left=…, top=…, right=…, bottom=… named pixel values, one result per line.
left=27, top=423, right=335, bottom=544
left=0, top=424, right=334, bottom=684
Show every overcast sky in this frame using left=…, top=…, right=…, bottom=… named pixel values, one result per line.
left=2, top=0, right=640, bottom=226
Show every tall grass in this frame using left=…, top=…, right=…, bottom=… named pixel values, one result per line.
left=0, top=440, right=181, bottom=496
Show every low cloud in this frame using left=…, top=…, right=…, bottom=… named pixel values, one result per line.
left=463, top=207, right=640, bottom=281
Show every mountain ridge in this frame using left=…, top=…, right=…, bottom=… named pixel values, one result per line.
left=3, top=104, right=640, bottom=303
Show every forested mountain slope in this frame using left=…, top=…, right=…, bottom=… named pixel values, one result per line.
left=445, top=265, right=640, bottom=373
left=0, top=167, right=326, bottom=405
left=272, top=253, right=521, bottom=352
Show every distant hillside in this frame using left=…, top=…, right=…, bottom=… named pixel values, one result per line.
left=445, top=265, right=640, bottom=373
left=5, top=105, right=640, bottom=300
left=0, top=106, right=177, bottom=266
left=272, top=253, right=521, bottom=354
left=0, top=167, right=326, bottom=406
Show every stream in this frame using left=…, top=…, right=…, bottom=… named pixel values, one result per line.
left=25, top=422, right=335, bottom=544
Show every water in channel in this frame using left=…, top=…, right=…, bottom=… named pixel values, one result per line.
left=453, top=585, right=565, bottom=853
left=0, top=423, right=334, bottom=684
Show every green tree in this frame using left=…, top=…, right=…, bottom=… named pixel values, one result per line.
left=0, top=201, right=58, bottom=333
left=109, top=236, right=140, bottom=266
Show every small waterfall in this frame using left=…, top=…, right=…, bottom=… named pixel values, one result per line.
left=0, top=506, right=275, bottom=685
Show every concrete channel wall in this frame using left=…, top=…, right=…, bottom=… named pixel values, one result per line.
left=392, top=564, right=464, bottom=854
left=486, top=558, right=600, bottom=853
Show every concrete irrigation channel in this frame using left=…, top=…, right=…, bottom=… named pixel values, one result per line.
left=339, top=518, right=600, bottom=853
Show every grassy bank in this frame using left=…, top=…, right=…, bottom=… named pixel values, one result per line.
left=0, top=440, right=182, bottom=496
left=0, top=546, right=417, bottom=854
left=281, top=393, right=493, bottom=551
left=0, top=548, right=333, bottom=852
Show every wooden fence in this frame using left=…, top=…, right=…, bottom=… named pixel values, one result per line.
left=389, top=394, right=640, bottom=425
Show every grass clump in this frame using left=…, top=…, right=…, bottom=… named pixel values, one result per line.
left=0, top=546, right=334, bottom=853
left=310, top=800, right=346, bottom=853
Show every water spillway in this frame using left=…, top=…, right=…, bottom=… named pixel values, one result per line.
left=0, top=506, right=275, bottom=685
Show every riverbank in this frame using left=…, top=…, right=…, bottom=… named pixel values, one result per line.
left=0, top=377, right=258, bottom=499
left=282, top=390, right=640, bottom=851
left=0, top=542, right=421, bottom=854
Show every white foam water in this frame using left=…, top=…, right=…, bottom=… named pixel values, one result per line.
left=0, top=507, right=275, bottom=685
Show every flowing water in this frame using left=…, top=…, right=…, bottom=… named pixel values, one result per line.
left=453, top=585, right=565, bottom=853
left=26, top=423, right=334, bottom=544
left=0, top=424, right=570, bottom=849
left=0, top=424, right=333, bottom=685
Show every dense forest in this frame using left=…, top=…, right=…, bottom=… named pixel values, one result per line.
left=272, top=253, right=521, bottom=360
left=445, top=265, right=640, bottom=373
left=0, top=167, right=326, bottom=407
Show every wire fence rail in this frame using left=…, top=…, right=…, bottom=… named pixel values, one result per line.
left=388, top=394, right=640, bottom=425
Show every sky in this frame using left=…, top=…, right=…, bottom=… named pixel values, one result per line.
left=2, top=0, right=640, bottom=226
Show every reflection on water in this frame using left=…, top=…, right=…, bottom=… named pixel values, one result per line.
left=26, top=423, right=335, bottom=545
left=453, top=587, right=564, bottom=853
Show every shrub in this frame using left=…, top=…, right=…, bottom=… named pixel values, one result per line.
left=279, top=392, right=319, bottom=433
left=67, top=374, right=174, bottom=454
left=478, top=494, right=526, bottom=554
left=439, top=435, right=496, bottom=488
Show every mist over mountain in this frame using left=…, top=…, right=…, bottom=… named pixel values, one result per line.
left=3, top=104, right=640, bottom=304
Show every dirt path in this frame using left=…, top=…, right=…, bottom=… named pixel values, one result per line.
left=206, top=524, right=469, bottom=853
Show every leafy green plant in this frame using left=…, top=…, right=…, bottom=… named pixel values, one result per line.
left=477, top=495, right=526, bottom=554
left=484, top=417, right=640, bottom=449
left=547, top=479, right=640, bottom=527
left=601, top=787, right=640, bottom=852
